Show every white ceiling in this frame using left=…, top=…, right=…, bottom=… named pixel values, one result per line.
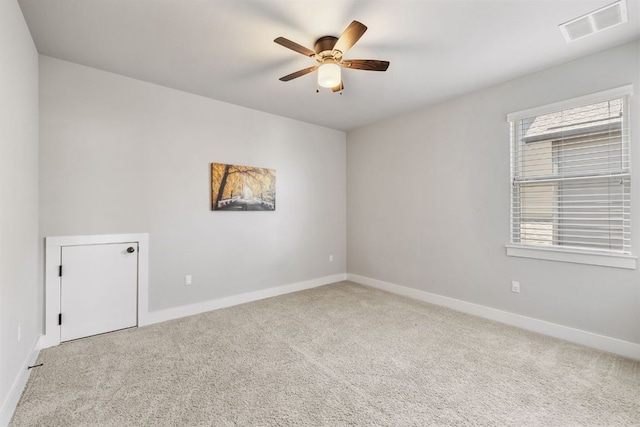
left=17, top=0, right=640, bottom=131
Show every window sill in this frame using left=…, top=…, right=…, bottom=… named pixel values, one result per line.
left=505, top=245, right=637, bottom=269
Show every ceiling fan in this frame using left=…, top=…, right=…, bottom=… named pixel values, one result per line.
left=274, top=20, right=390, bottom=93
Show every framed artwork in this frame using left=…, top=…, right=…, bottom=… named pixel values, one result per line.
left=211, top=163, right=276, bottom=211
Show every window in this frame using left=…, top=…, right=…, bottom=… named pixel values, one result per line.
left=507, top=86, right=635, bottom=268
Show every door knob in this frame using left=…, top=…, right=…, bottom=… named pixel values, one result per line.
left=127, top=247, right=135, bottom=253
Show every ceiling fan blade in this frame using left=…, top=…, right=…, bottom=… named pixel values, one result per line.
left=332, top=21, right=367, bottom=54
left=274, top=37, right=316, bottom=57
left=341, top=59, right=390, bottom=71
left=331, top=82, right=344, bottom=93
left=279, top=65, right=319, bottom=82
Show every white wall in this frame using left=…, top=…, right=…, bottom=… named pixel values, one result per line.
left=347, top=41, right=640, bottom=344
left=0, top=0, right=40, bottom=420
left=39, top=56, right=346, bottom=313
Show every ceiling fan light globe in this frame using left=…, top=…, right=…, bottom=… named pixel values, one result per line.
left=317, top=63, right=341, bottom=88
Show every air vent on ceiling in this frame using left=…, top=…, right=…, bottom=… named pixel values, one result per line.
left=559, top=0, right=628, bottom=42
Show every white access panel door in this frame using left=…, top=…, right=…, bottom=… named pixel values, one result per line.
left=61, top=243, right=138, bottom=342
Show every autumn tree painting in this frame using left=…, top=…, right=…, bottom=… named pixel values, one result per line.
left=211, top=163, right=276, bottom=211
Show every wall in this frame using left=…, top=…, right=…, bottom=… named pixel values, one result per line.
left=39, top=56, right=346, bottom=313
left=0, top=0, right=40, bottom=421
left=347, top=41, right=640, bottom=344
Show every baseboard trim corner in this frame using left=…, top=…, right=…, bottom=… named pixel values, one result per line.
left=346, top=274, right=640, bottom=361
left=0, top=335, right=42, bottom=427
left=142, top=273, right=347, bottom=326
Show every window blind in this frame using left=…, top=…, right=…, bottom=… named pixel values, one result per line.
left=510, top=94, right=631, bottom=254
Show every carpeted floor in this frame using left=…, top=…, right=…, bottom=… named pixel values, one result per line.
left=10, top=281, right=640, bottom=426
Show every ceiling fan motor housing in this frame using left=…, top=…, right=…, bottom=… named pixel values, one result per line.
left=314, top=36, right=341, bottom=61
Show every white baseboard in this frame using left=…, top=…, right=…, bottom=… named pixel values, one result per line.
left=347, top=274, right=640, bottom=361
left=142, top=273, right=347, bottom=326
left=0, top=336, right=42, bottom=427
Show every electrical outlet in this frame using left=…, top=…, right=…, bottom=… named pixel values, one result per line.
left=511, top=281, right=520, bottom=293
left=17, top=323, right=22, bottom=342
left=329, top=255, right=334, bottom=262
left=185, top=275, right=192, bottom=286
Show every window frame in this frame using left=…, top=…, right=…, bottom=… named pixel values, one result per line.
left=506, top=85, right=636, bottom=269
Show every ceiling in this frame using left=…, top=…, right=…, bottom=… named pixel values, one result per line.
left=17, top=0, right=640, bottom=131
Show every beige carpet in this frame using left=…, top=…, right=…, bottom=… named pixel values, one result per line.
left=10, top=281, right=640, bottom=426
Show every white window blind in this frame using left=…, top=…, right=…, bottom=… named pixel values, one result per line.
left=510, top=91, right=631, bottom=255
